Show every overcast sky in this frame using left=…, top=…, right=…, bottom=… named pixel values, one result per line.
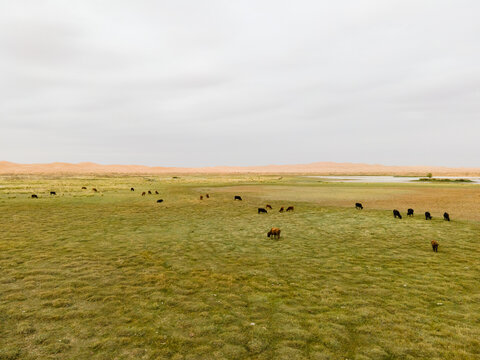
left=1, top=1, right=479, bottom=167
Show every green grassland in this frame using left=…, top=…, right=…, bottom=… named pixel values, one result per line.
left=1, top=175, right=480, bottom=359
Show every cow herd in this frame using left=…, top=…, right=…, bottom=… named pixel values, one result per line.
left=257, top=205, right=294, bottom=214
left=26, top=187, right=451, bottom=252
left=356, top=202, right=450, bottom=252
left=392, top=208, right=450, bottom=221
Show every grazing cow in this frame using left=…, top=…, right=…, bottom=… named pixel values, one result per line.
left=286, top=206, right=294, bottom=212
left=92, top=188, right=98, bottom=192
left=279, top=207, right=284, bottom=213
left=234, top=195, right=242, bottom=201
left=393, top=209, right=402, bottom=219
left=267, top=227, right=281, bottom=239
left=444, top=212, right=450, bottom=221
left=31, top=194, right=38, bottom=199
left=258, top=208, right=268, bottom=214
left=50, top=191, right=56, bottom=195
left=81, top=186, right=87, bottom=190
left=200, top=195, right=203, bottom=200
left=148, top=191, right=152, bottom=195
left=431, top=240, right=439, bottom=252
left=206, top=194, right=210, bottom=198
left=157, top=199, right=164, bottom=203
left=407, top=208, right=414, bottom=217
left=131, top=188, right=135, bottom=191
left=425, top=212, right=432, bottom=220
left=266, top=204, right=272, bottom=210
left=142, top=192, right=146, bottom=196
left=355, top=203, right=363, bottom=210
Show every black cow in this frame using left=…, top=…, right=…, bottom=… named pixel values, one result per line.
left=443, top=212, right=450, bottom=221
left=393, top=209, right=402, bottom=219
left=31, top=194, right=38, bottom=199
left=258, top=208, right=268, bottom=214
left=407, top=208, right=414, bottom=216
left=50, top=191, right=56, bottom=195
left=355, top=203, right=363, bottom=210
left=157, top=199, right=164, bottom=203
left=234, top=196, right=242, bottom=201
left=131, top=188, right=135, bottom=191
left=425, top=212, right=432, bottom=220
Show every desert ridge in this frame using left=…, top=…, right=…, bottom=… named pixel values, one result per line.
left=1, top=160, right=480, bottom=176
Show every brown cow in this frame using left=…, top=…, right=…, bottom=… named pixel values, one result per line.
left=279, top=207, right=284, bottom=213
left=267, top=227, right=281, bottom=239
left=266, top=204, right=272, bottom=210
left=431, top=240, right=439, bottom=252
left=286, top=206, right=294, bottom=212
left=206, top=194, right=210, bottom=198
left=200, top=195, right=203, bottom=200
left=155, top=191, right=159, bottom=195
left=81, top=186, right=87, bottom=190
left=92, top=188, right=98, bottom=192
left=148, top=191, right=152, bottom=195
left=142, top=192, right=146, bottom=196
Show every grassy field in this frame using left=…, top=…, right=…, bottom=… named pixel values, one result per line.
left=1, top=175, right=480, bottom=360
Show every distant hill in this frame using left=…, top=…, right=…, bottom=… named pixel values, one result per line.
left=1, top=161, right=480, bottom=176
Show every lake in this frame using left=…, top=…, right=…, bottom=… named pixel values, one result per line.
left=308, top=176, right=480, bottom=184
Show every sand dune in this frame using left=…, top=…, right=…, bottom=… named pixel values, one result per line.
left=1, top=161, right=480, bottom=176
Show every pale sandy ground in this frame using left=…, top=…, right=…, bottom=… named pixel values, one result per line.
left=1, top=161, right=480, bottom=176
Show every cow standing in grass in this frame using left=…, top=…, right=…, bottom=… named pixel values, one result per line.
left=431, top=240, right=439, bottom=252
left=393, top=209, right=402, bottom=219
left=258, top=208, right=267, bottom=214
left=234, top=196, right=242, bottom=201
left=425, top=212, right=432, bottom=220
left=407, top=208, right=414, bottom=217
left=355, top=203, right=363, bottom=210
left=286, top=206, right=294, bottom=212
left=267, top=228, right=281, bottom=239
left=266, top=204, right=272, bottom=210
left=279, top=207, right=284, bottom=213
left=444, top=212, right=450, bottom=221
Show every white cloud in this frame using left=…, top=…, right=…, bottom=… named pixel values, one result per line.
left=1, top=0, right=479, bottom=166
